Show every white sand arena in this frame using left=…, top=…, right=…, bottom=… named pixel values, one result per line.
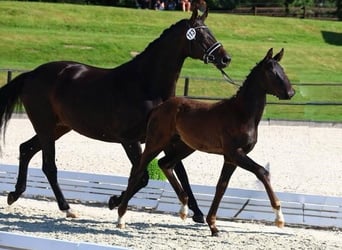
left=1, top=117, right=342, bottom=249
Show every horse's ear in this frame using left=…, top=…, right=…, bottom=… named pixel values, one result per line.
left=190, top=7, right=199, bottom=23
left=200, top=6, right=209, bottom=21
left=263, top=48, right=273, bottom=61
left=273, top=48, right=284, bottom=62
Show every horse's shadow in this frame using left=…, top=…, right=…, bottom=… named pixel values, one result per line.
left=0, top=211, right=131, bottom=237
left=0, top=210, right=293, bottom=237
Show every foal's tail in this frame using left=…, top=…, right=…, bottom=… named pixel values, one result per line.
left=0, top=73, right=27, bottom=150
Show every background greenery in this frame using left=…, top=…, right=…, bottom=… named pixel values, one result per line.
left=148, top=159, right=167, bottom=181
left=0, top=1, right=341, bottom=122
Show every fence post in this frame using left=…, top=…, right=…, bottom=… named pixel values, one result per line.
left=183, top=77, right=189, bottom=96
left=7, top=70, right=12, bottom=84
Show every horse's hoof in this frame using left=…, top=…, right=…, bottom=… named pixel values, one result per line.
left=117, top=223, right=125, bottom=229
left=65, top=209, right=77, bottom=218
left=211, top=231, right=219, bottom=237
left=179, top=204, right=188, bottom=220
left=180, top=212, right=187, bottom=220
left=192, top=214, right=205, bottom=223
left=108, top=196, right=120, bottom=210
left=275, top=219, right=285, bottom=228
left=7, top=192, right=18, bottom=205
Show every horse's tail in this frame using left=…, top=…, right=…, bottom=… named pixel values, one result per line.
left=0, top=73, right=27, bottom=150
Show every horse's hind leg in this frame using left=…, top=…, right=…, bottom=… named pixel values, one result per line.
left=37, top=125, right=75, bottom=217
left=159, top=140, right=195, bottom=220
left=7, top=135, right=41, bottom=205
left=234, top=149, right=284, bottom=228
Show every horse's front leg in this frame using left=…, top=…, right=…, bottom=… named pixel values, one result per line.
left=8, top=135, right=41, bottom=205
left=206, top=162, right=236, bottom=236
left=108, top=142, right=146, bottom=210
left=235, top=148, right=285, bottom=228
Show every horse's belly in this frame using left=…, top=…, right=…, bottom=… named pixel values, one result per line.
left=179, top=132, right=223, bottom=154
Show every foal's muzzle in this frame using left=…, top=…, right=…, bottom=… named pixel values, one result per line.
left=203, top=42, right=231, bottom=68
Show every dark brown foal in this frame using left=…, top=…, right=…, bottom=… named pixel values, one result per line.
left=118, top=48, right=295, bottom=236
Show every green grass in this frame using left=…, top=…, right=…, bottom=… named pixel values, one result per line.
left=0, top=1, right=341, bottom=122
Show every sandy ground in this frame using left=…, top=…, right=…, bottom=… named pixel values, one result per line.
left=1, top=117, right=342, bottom=249
left=2, top=117, right=342, bottom=196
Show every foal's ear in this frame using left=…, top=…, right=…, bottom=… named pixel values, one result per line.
left=273, top=48, right=284, bottom=62
left=263, top=48, right=273, bottom=61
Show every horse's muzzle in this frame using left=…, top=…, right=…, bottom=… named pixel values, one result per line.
left=203, top=42, right=231, bottom=69
left=287, top=88, right=296, bottom=99
left=221, top=55, right=231, bottom=67
left=279, top=88, right=295, bottom=100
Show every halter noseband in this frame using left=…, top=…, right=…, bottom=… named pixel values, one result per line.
left=203, top=41, right=222, bottom=64
left=187, top=25, right=223, bottom=65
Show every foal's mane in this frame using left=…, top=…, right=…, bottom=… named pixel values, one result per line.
left=232, top=60, right=264, bottom=99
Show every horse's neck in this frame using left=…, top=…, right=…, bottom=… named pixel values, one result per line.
left=131, top=25, right=187, bottom=100
left=234, top=72, right=266, bottom=125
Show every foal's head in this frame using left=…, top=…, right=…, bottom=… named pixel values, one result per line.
left=258, top=48, right=295, bottom=100
left=186, top=7, right=231, bottom=69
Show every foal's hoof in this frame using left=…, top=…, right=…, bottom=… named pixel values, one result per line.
left=192, top=214, right=205, bottom=223
left=180, top=212, right=187, bottom=220
left=117, top=223, right=125, bottom=229
left=108, top=196, right=120, bottom=210
left=211, top=231, right=219, bottom=237
left=7, top=192, right=18, bottom=205
left=179, top=204, right=189, bottom=220
left=275, top=219, right=285, bottom=228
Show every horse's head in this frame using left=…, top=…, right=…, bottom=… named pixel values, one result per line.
left=186, top=7, right=231, bottom=69
left=260, top=48, right=295, bottom=100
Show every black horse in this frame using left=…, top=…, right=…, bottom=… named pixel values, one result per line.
left=0, top=8, right=230, bottom=222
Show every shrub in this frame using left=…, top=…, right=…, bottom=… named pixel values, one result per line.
left=147, top=158, right=167, bottom=181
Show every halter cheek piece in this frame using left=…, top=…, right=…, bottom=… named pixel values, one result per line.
left=186, top=26, right=223, bottom=64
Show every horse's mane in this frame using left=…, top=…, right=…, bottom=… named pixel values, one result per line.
left=232, top=61, right=263, bottom=99
left=134, top=19, right=188, bottom=59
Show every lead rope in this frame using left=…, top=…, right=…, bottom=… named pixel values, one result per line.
left=220, top=68, right=241, bottom=87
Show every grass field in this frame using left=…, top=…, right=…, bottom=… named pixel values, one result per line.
left=0, top=1, right=341, bottom=122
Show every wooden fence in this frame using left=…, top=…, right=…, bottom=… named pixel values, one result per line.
left=1, top=69, right=342, bottom=108
left=219, top=6, right=337, bottom=20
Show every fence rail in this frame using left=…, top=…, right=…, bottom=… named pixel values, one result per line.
left=2, top=69, right=342, bottom=107
left=1, top=164, right=342, bottom=229
left=180, top=76, right=342, bottom=106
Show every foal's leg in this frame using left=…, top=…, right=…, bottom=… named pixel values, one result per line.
left=174, top=161, right=205, bottom=223
left=108, top=142, right=149, bottom=210
left=117, top=146, right=162, bottom=228
left=234, top=148, right=284, bottom=228
left=206, top=162, right=237, bottom=236
left=159, top=141, right=195, bottom=220
left=120, top=141, right=195, bottom=224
